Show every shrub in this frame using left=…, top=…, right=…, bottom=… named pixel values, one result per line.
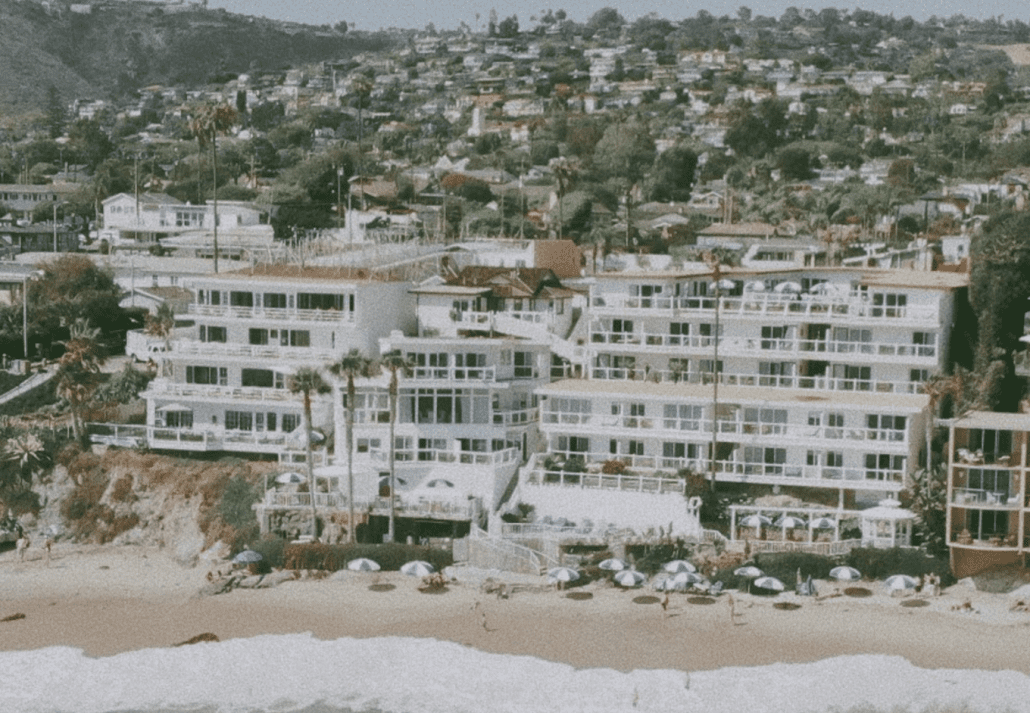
left=753, top=552, right=836, bottom=582
left=109, top=474, right=136, bottom=503
left=845, top=547, right=953, bottom=585
left=282, top=542, right=454, bottom=573
left=2, top=489, right=41, bottom=516
left=601, top=459, right=628, bottom=475
left=251, top=535, right=287, bottom=571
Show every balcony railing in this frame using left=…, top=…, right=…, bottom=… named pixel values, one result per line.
left=591, top=332, right=937, bottom=361
left=493, top=406, right=537, bottom=425
left=950, top=488, right=1023, bottom=507
left=410, top=365, right=498, bottom=382
left=189, top=304, right=356, bottom=323
left=542, top=413, right=909, bottom=445
left=143, top=383, right=299, bottom=403
left=170, top=341, right=339, bottom=362
left=369, top=444, right=521, bottom=466
left=589, top=292, right=938, bottom=322
left=261, top=492, right=477, bottom=520
left=522, top=468, right=686, bottom=494
left=587, top=367, right=923, bottom=394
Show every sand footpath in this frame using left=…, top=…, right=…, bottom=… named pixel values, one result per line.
left=2, top=542, right=1030, bottom=674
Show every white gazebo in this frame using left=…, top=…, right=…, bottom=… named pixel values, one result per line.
left=859, top=499, right=915, bottom=548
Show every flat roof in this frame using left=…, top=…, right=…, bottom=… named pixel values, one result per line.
left=409, top=285, right=492, bottom=296
left=538, top=378, right=929, bottom=410
left=207, top=265, right=397, bottom=284
left=591, top=266, right=969, bottom=291
left=952, top=410, right=1030, bottom=431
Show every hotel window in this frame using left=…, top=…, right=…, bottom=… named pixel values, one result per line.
left=199, top=326, right=227, bottom=343
left=698, top=359, right=723, bottom=375
left=225, top=411, right=253, bottom=430
left=758, top=361, right=794, bottom=386
left=833, top=364, right=871, bottom=390
left=743, top=408, right=788, bottom=435
left=866, top=414, right=906, bottom=442
left=186, top=366, right=226, bottom=385
left=356, top=438, right=381, bottom=454
left=826, top=412, right=844, bottom=439
left=164, top=410, right=193, bottom=428
left=611, top=319, right=634, bottom=341
left=288, top=330, right=310, bottom=347
left=281, top=413, right=301, bottom=432
left=968, top=429, right=1013, bottom=462
left=832, top=328, right=873, bottom=353
left=669, top=322, right=690, bottom=344
left=297, top=293, right=347, bottom=311
left=912, top=332, right=936, bottom=356
left=263, top=293, right=287, bottom=309
left=663, top=404, right=703, bottom=430
left=743, top=447, right=786, bottom=474
left=556, top=435, right=589, bottom=454
left=241, top=369, right=285, bottom=389
left=864, top=453, right=905, bottom=479
left=230, top=291, right=254, bottom=307
left=910, top=369, right=930, bottom=384
left=698, top=323, right=721, bottom=346
left=514, top=351, right=534, bottom=378
left=871, top=292, right=907, bottom=317
left=249, top=328, right=269, bottom=345
left=761, top=325, right=789, bottom=350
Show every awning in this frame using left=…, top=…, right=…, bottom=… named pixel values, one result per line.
left=156, top=403, right=190, bottom=412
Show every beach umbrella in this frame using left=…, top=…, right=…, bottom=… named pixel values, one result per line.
left=400, top=560, right=435, bottom=577
left=670, top=571, right=705, bottom=588
left=745, top=280, right=767, bottom=293
left=884, top=574, right=918, bottom=591
left=613, top=569, right=646, bottom=587
left=752, top=576, right=786, bottom=593
left=275, top=471, right=306, bottom=484
left=547, top=566, right=580, bottom=584
left=598, top=558, right=628, bottom=571
left=774, top=281, right=803, bottom=294
left=734, top=565, right=764, bottom=578
left=774, top=515, right=808, bottom=529
left=663, top=559, right=697, bottom=574
left=811, top=517, right=837, bottom=529
left=739, top=514, right=772, bottom=528
left=347, top=558, right=381, bottom=572
left=830, top=566, right=862, bottom=582
left=232, top=549, right=262, bottom=564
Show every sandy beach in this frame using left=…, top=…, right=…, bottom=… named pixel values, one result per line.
left=2, top=542, right=1030, bottom=675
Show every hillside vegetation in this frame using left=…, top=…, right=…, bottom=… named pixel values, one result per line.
left=0, top=0, right=395, bottom=114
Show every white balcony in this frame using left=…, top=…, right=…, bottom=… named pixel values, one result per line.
left=87, top=423, right=327, bottom=463
left=170, top=341, right=339, bottom=362
left=260, top=492, right=477, bottom=521
left=188, top=304, right=356, bottom=323
left=369, top=444, right=521, bottom=466
left=950, top=487, right=1025, bottom=508
left=588, top=367, right=923, bottom=395
left=409, top=365, right=498, bottom=382
left=143, top=382, right=299, bottom=403
left=589, top=292, right=938, bottom=324
left=591, top=332, right=938, bottom=362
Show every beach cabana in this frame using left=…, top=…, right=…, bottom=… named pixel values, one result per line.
left=860, top=500, right=915, bottom=548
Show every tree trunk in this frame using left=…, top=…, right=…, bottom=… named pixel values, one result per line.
left=303, top=391, right=317, bottom=539
left=346, top=378, right=356, bottom=543
left=387, top=373, right=397, bottom=542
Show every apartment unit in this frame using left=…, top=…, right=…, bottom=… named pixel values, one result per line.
left=946, top=411, right=1030, bottom=578
left=100, top=193, right=264, bottom=244
left=523, top=267, right=968, bottom=516
left=137, top=265, right=414, bottom=457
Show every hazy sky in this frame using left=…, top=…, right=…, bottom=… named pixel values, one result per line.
left=209, top=0, right=1021, bottom=32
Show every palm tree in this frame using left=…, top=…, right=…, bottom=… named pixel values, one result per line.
left=350, top=77, right=373, bottom=210
left=56, top=318, right=106, bottom=444
left=288, top=367, right=331, bottom=539
left=143, top=302, right=175, bottom=376
left=380, top=350, right=412, bottom=542
left=329, top=349, right=379, bottom=543
left=190, top=104, right=238, bottom=274
left=703, top=251, right=732, bottom=493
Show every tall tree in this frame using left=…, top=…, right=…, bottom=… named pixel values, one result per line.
left=380, top=350, right=412, bottom=542
left=591, top=120, right=655, bottom=248
left=56, top=319, right=106, bottom=444
left=190, top=104, right=238, bottom=273
left=329, top=349, right=378, bottom=544
left=288, top=367, right=331, bottom=539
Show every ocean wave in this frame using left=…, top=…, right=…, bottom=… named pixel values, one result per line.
left=2, top=634, right=1028, bottom=713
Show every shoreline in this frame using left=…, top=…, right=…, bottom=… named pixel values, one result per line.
left=2, top=543, right=1030, bottom=674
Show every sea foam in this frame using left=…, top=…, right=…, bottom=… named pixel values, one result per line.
left=2, top=634, right=1029, bottom=713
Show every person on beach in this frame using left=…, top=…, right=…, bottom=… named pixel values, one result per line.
left=727, top=592, right=738, bottom=623
left=661, top=593, right=670, bottom=617
left=15, top=534, right=30, bottom=562
left=472, top=600, right=488, bottom=631
left=42, top=535, right=53, bottom=567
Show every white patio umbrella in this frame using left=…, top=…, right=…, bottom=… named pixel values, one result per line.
left=663, top=559, right=697, bottom=574
left=232, top=549, right=262, bottom=564
left=774, top=515, right=808, bottom=529
left=829, top=566, right=862, bottom=581
left=347, top=558, right=381, bottom=572
left=810, top=517, right=837, bottom=529
left=613, top=569, right=646, bottom=587
left=275, top=471, right=306, bottom=484
left=661, top=571, right=706, bottom=591
left=400, top=560, right=435, bottom=577
left=739, top=514, right=772, bottom=528
left=752, top=576, right=786, bottom=593
left=734, top=565, right=764, bottom=578
left=547, top=566, right=580, bottom=584
left=598, top=558, right=628, bottom=571
left=745, top=280, right=767, bottom=293
left=884, top=574, right=919, bottom=591
left=774, top=281, right=803, bottom=294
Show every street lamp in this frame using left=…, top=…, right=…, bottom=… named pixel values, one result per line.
left=22, top=270, right=44, bottom=363
left=708, top=274, right=735, bottom=492
left=336, top=166, right=344, bottom=230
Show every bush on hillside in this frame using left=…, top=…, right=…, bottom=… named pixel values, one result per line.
left=845, top=547, right=953, bottom=585
left=282, top=542, right=453, bottom=573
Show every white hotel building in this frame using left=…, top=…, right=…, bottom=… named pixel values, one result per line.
left=515, top=267, right=969, bottom=532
